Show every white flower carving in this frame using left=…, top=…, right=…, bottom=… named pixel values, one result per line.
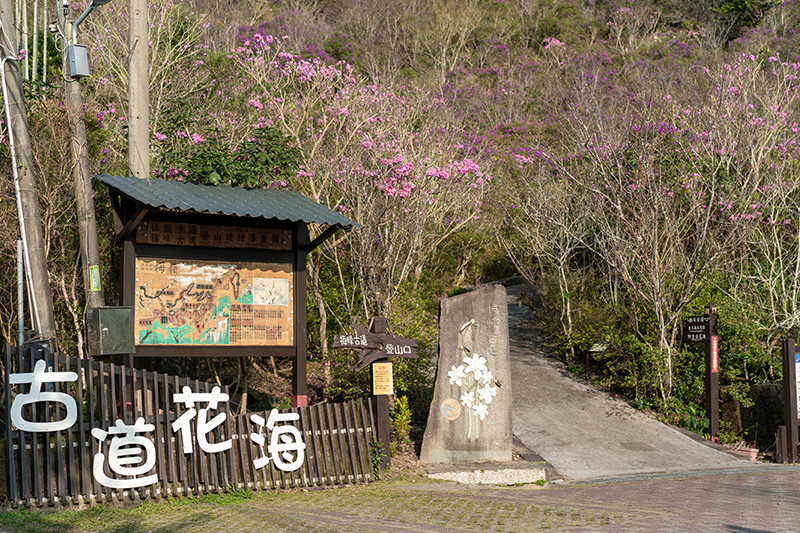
left=448, top=364, right=466, bottom=387
left=460, top=390, right=475, bottom=408
left=478, top=384, right=497, bottom=405
left=463, top=355, right=487, bottom=376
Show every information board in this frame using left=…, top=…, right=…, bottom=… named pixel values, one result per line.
left=372, top=362, right=393, bottom=395
left=135, top=258, right=293, bottom=346
left=685, top=315, right=710, bottom=343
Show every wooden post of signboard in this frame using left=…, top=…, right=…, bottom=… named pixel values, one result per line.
left=292, top=222, right=308, bottom=408
left=704, top=303, right=719, bottom=439
left=369, top=317, right=392, bottom=470
left=781, top=339, right=798, bottom=463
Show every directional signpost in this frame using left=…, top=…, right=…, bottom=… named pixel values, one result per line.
left=777, top=338, right=799, bottom=463
left=332, top=317, right=418, bottom=469
left=333, top=323, right=418, bottom=372
left=685, top=304, right=719, bottom=439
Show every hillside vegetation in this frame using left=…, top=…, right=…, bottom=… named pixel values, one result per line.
left=2, top=0, right=800, bottom=437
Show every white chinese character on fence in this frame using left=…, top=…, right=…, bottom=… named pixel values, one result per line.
left=250, top=409, right=306, bottom=472
left=10, top=359, right=78, bottom=432
left=91, top=418, right=158, bottom=489
left=172, top=386, right=232, bottom=454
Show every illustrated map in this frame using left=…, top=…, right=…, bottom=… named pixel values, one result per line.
left=135, top=258, right=293, bottom=346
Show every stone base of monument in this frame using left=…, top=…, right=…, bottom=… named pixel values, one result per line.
left=422, top=435, right=562, bottom=486
left=424, top=462, right=550, bottom=486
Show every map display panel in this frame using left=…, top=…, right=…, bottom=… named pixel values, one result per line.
left=135, top=258, right=293, bottom=346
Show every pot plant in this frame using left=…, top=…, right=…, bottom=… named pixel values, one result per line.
left=711, top=425, right=759, bottom=461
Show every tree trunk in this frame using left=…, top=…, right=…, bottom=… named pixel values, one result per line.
left=239, top=357, right=250, bottom=415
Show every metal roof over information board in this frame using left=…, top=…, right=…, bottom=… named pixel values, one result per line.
left=96, top=173, right=358, bottom=229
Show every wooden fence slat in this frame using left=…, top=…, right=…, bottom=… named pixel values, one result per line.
left=297, top=406, right=315, bottom=486
left=340, top=402, right=359, bottom=484
left=42, top=351, right=55, bottom=505
left=325, top=402, right=343, bottom=485
left=203, top=380, right=220, bottom=493
left=222, top=385, right=235, bottom=490
left=4, top=345, right=17, bottom=504
left=307, top=404, right=327, bottom=486
left=236, top=412, right=252, bottom=490
left=264, top=410, right=283, bottom=490
left=163, top=373, right=176, bottom=495
left=86, top=359, right=99, bottom=499
left=335, top=402, right=353, bottom=484
left=290, top=407, right=304, bottom=488
left=171, top=374, right=187, bottom=494
left=359, top=399, right=374, bottom=481
left=96, top=362, right=107, bottom=499
left=324, top=403, right=344, bottom=485
left=61, top=354, right=77, bottom=501
left=138, top=369, right=151, bottom=500
left=152, top=371, right=166, bottom=499
left=53, top=354, right=66, bottom=502
left=120, top=366, right=129, bottom=430
left=349, top=400, right=369, bottom=483
left=109, top=363, right=118, bottom=426
left=25, top=347, right=41, bottom=504
left=192, top=378, right=206, bottom=493
left=75, top=358, right=89, bottom=501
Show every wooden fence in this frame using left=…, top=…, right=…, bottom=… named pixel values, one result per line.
left=3, top=343, right=376, bottom=507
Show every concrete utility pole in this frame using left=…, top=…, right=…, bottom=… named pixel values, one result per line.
left=64, top=15, right=106, bottom=309
left=128, top=0, right=148, bottom=180
left=1, top=0, right=58, bottom=346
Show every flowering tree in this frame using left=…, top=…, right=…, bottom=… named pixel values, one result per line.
left=232, top=33, right=489, bottom=325
left=505, top=51, right=800, bottom=399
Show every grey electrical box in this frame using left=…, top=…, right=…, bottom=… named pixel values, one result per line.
left=67, top=44, right=90, bottom=78
left=86, top=307, right=134, bottom=356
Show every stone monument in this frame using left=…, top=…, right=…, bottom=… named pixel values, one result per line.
left=420, top=284, right=513, bottom=463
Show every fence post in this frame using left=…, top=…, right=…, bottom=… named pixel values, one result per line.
left=781, top=339, right=799, bottom=463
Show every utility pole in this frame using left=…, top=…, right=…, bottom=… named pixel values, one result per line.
left=1, top=0, right=58, bottom=347
left=62, top=4, right=106, bottom=309
left=128, top=0, right=148, bottom=180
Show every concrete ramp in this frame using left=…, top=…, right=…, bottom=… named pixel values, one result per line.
left=506, top=285, right=761, bottom=482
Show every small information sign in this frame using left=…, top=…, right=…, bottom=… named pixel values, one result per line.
left=372, top=362, right=393, bottom=395
left=795, top=353, right=800, bottom=419
left=685, top=315, right=710, bottom=343
left=711, top=336, right=719, bottom=373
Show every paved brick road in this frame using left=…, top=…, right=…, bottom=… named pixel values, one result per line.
left=105, top=465, right=800, bottom=532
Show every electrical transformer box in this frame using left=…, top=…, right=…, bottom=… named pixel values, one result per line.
left=86, top=307, right=134, bottom=356
left=67, top=44, right=89, bottom=78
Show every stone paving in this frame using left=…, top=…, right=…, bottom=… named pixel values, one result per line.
left=42, top=465, right=798, bottom=532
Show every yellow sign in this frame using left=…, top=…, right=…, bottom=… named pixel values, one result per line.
left=134, top=258, right=293, bottom=346
left=372, top=362, right=393, bottom=395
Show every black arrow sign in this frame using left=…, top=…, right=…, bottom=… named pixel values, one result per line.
left=333, top=324, right=418, bottom=371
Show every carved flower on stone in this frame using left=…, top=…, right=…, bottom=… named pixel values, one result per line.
left=448, top=364, right=467, bottom=387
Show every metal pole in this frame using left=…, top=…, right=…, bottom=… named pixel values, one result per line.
left=17, top=239, right=24, bottom=346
